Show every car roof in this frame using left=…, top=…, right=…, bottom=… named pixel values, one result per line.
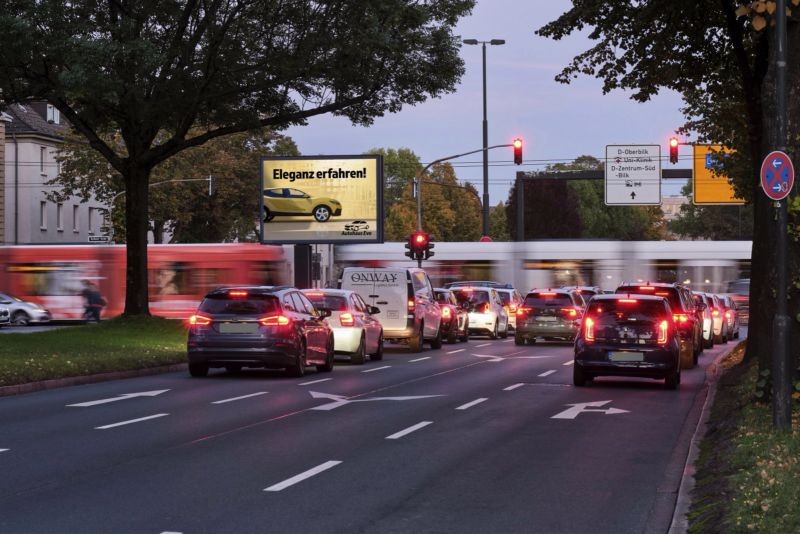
left=617, top=281, right=679, bottom=288
left=527, top=288, right=574, bottom=295
left=445, top=281, right=513, bottom=289
left=450, top=286, right=496, bottom=292
left=204, top=285, right=292, bottom=297
left=302, top=288, right=350, bottom=297
left=591, top=293, right=668, bottom=302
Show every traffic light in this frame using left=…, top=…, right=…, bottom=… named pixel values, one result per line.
left=424, top=235, right=435, bottom=260
left=669, top=137, right=679, bottom=164
left=407, top=231, right=433, bottom=261
left=404, top=238, right=414, bottom=260
left=513, top=138, right=523, bottom=165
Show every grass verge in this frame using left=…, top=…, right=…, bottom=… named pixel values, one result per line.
left=0, top=317, right=187, bottom=387
left=689, top=342, right=800, bottom=533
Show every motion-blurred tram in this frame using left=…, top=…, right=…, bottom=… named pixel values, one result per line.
left=335, top=240, right=752, bottom=295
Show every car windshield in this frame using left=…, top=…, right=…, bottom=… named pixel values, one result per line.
left=304, top=294, right=348, bottom=311
left=616, top=286, right=683, bottom=312
left=452, top=289, right=490, bottom=306
left=497, top=292, right=512, bottom=305
left=524, top=293, right=572, bottom=308
left=199, top=294, right=280, bottom=315
left=587, top=299, right=668, bottom=324
left=0, top=293, right=22, bottom=302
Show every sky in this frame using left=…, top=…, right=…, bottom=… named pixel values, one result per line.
left=286, top=0, right=691, bottom=205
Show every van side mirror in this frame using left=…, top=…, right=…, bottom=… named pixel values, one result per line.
left=368, top=306, right=380, bottom=315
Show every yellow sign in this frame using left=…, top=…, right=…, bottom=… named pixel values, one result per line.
left=260, top=155, right=383, bottom=244
left=692, top=145, right=744, bottom=204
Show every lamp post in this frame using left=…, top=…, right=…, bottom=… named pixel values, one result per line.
left=463, top=38, right=505, bottom=237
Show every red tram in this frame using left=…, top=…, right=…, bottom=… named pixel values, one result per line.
left=0, top=244, right=288, bottom=319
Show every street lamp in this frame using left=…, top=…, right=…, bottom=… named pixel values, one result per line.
left=463, top=38, right=505, bottom=237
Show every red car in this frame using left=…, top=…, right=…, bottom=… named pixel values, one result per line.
left=434, top=288, right=469, bottom=343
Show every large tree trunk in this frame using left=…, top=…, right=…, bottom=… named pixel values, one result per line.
left=124, top=166, right=151, bottom=316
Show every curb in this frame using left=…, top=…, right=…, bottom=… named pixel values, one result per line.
left=0, top=363, right=188, bottom=398
left=668, top=342, right=740, bottom=533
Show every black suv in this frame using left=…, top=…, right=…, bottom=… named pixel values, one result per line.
left=615, top=282, right=702, bottom=369
left=187, top=286, right=334, bottom=378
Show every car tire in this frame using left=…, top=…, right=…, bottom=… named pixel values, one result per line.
left=372, top=332, right=384, bottom=360
left=11, top=311, right=31, bottom=326
left=514, top=334, right=526, bottom=346
left=460, top=322, right=469, bottom=342
left=317, top=337, right=335, bottom=373
left=263, top=206, right=274, bottom=222
left=489, top=322, right=498, bottom=340
left=734, top=331, right=739, bottom=339
left=573, top=364, right=587, bottom=387
left=189, top=363, right=209, bottom=377
left=430, top=326, right=443, bottom=350
left=499, top=320, right=509, bottom=339
left=352, top=336, right=366, bottom=365
left=289, top=339, right=307, bottom=377
left=722, top=332, right=729, bottom=344
left=679, top=346, right=694, bottom=370
left=447, top=325, right=458, bottom=344
left=313, top=205, right=332, bottom=222
left=225, top=364, right=242, bottom=374
left=409, top=324, right=423, bottom=353
left=665, top=366, right=680, bottom=390
left=703, top=336, right=712, bottom=349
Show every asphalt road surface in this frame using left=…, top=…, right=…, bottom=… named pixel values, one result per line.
left=0, top=332, right=738, bottom=533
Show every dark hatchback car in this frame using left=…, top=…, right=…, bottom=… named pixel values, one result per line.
left=514, top=289, right=584, bottom=345
left=187, top=286, right=334, bottom=378
left=615, top=282, right=702, bottom=369
left=574, top=294, right=681, bottom=389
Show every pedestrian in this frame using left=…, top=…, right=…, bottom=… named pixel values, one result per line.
left=81, top=280, right=106, bottom=322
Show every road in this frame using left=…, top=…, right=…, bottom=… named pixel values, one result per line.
left=0, top=333, right=736, bottom=533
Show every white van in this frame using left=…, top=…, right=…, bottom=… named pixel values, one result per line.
left=339, top=267, right=442, bottom=352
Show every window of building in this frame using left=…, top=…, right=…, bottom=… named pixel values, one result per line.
left=39, top=201, right=47, bottom=230
left=56, top=203, right=63, bottom=231
left=88, top=208, right=95, bottom=234
left=46, top=104, right=60, bottom=124
left=40, top=146, right=46, bottom=174
left=73, top=205, right=79, bottom=232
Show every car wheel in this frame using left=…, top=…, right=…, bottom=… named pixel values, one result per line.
left=665, top=366, right=680, bottom=390
left=679, top=345, right=694, bottom=370
left=317, top=337, right=335, bottom=372
left=573, top=364, right=587, bottom=387
left=225, top=364, right=242, bottom=374
left=722, top=332, right=729, bottom=344
left=430, top=326, right=443, bottom=350
left=499, top=320, right=509, bottom=339
left=372, top=332, right=384, bottom=361
left=703, top=337, right=712, bottom=349
left=734, top=331, right=739, bottom=339
left=489, top=322, right=498, bottom=340
left=11, top=311, right=31, bottom=326
left=409, top=324, right=423, bottom=353
left=313, top=205, right=332, bottom=222
left=189, top=363, right=209, bottom=377
left=460, top=322, right=469, bottom=342
left=289, top=339, right=307, bottom=377
left=351, top=335, right=366, bottom=365
left=263, top=206, right=274, bottom=222
left=514, top=334, right=526, bottom=346
left=447, top=325, right=458, bottom=344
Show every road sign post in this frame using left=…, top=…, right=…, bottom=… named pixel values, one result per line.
left=605, top=145, right=661, bottom=205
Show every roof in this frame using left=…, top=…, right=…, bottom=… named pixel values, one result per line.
left=591, top=293, right=667, bottom=302
left=302, top=288, right=349, bottom=296
left=4, top=103, right=65, bottom=140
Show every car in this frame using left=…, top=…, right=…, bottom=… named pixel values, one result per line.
left=186, top=286, right=335, bottom=378
left=615, top=282, right=702, bottom=369
left=339, top=267, right=442, bottom=353
left=434, top=288, right=469, bottom=343
left=262, top=187, right=342, bottom=222
left=450, top=286, right=509, bottom=340
left=706, top=293, right=729, bottom=344
left=692, top=291, right=715, bottom=349
left=726, top=278, right=749, bottom=325
left=719, top=294, right=740, bottom=340
left=344, top=220, right=370, bottom=232
left=0, top=292, right=51, bottom=326
left=514, top=288, right=585, bottom=345
left=573, top=294, right=681, bottom=389
left=0, top=305, right=9, bottom=327
left=302, top=288, right=384, bottom=364
left=494, top=286, right=524, bottom=331
left=561, top=286, right=603, bottom=300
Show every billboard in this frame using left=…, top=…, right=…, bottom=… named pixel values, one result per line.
left=692, top=145, right=744, bottom=205
left=260, top=155, right=383, bottom=244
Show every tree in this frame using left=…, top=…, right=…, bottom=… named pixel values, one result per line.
left=670, top=183, right=754, bottom=240
left=537, top=1, right=800, bottom=379
left=507, top=178, right=584, bottom=239
left=489, top=202, right=510, bottom=241
left=369, top=148, right=424, bottom=208
left=0, top=0, right=475, bottom=315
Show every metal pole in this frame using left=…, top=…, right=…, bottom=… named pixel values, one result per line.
left=516, top=176, right=524, bottom=241
left=415, top=174, right=422, bottom=230
left=481, top=42, right=490, bottom=237
left=773, top=0, right=791, bottom=430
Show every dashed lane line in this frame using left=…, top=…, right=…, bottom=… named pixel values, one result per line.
left=538, top=370, right=557, bottom=377
left=456, top=398, right=488, bottom=410
left=264, top=461, right=342, bottom=492
left=447, top=349, right=465, bottom=354
left=475, top=343, right=492, bottom=348
left=563, top=360, right=575, bottom=366
left=503, top=383, right=525, bottom=391
left=299, top=378, right=333, bottom=386
left=211, top=392, right=268, bottom=404
left=95, top=413, right=169, bottom=430
left=0, top=449, right=9, bottom=453
left=362, top=366, right=391, bottom=373
left=409, top=357, right=431, bottom=362
left=386, top=421, right=433, bottom=440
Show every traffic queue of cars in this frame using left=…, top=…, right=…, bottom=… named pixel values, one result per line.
left=183, top=267, right=742, bottom=389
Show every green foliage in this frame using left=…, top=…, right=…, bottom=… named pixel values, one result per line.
left=369, top=147, right=424, bottom=207
left=489, top=202, right=510, bottom=241
left=669, top=183, right=754, bottom=240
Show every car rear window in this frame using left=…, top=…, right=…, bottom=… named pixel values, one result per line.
left=452, top=289, right=490, bottom=306
left=304, top=294, right=348, bottom=311
left=199, top=294, right=280, bottom=315
left=616, top=286, right=683, bottom=311
left=587, top=299, right=669, bottom=323
left=523, top=292, right=573, bottom=308
left=497, top=292, right=513, bottom=305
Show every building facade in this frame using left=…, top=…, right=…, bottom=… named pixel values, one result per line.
left=2, top=103, right=108, bottom=244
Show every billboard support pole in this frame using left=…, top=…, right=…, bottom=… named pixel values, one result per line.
left=294, top=244, right=312, bottom=289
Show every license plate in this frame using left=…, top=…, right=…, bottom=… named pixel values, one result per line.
left=536, top=316, right=557, bottom=322
left=219, top=322, right=259, bottom=334
left=608, top=351, right=644, bottom=362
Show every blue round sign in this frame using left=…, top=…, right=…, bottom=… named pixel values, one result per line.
left=761, top=150, right=795, bottom=201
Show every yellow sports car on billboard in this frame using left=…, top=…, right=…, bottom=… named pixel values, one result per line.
left=263, top=188, right=343, bottom=223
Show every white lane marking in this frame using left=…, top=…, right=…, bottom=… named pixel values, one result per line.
left=95, top=413, right=169, bottom=430
left=473, top=354, right=504, bottom=362
left=264, top=460, right=342, bottom=492
left=456, top=398, right=488, bottom=410
left=503, top=339, right=515, bottom=343
left=161, top=532, right=183, bottom=534
left=362, top=365, right=391, bottom=373
left=0, top=449, right=9, bottom=453
left=310, top=391, right=443, bottom=411
left=504, top=383, right=525, bottom=391
left=552, top=401, right=629, bottom=420
left=67, top=389, right=170, bottom=407
left=475, top=343, right=491, bottom=348
left=563, top=360, right=575, bottom=366
left=299, top=378, right=333, bottom=386
left=447, top=349, right=465, bottom=354
left=211, top=392, right=267, bottom=404
left=538, top=370, right=557, bottom=377
left=386, top=421, right=433, bottom=440
left=409, top=357, right=431, bottom=362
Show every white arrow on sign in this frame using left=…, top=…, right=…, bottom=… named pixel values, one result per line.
left=67, top=389, right=170, bottom=407
left=309, top=391, right=443, bottom=411
left=551, top=400, right=629, bottom=420
left=772, top=158, right=784, bottom=168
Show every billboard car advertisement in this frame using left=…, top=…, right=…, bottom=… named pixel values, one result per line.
left=260, top=155, right=384, bottom=244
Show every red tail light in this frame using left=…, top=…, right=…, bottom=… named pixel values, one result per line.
left=584, top=317, right=595, bottom=342
left=407, top=299, right=415, bottom=311
left=638, top=286, right=656, bottom=291
left=516, top=307, right=529, bottom=316
left=539, top=292, right=557, bottom=296
left=509, top=304, right=517, bottom=314
left=339, top=312, right=355, bottom=327
left=229, top=290, right=248, bottom=298
left=657, top=320, right=669, bottom=345
left=441, top=307, right=452, bottom=319
left=724, top=311, right=731, bottom=319
left=711, top=308, right=720, bottom=317
left=259, top=315, right=290, bottom=326
left=618, top=298, right=638, bottom=304
left=561, top=307, right=578, bottom=319
left=189, top=314, right=212, bottom=326
left=673, top=313, right=689, bottom=324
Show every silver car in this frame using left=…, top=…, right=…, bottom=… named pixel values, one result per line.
left=0, top=305, right=10, bottom=327
left=0, top=292, right=51, bottom=326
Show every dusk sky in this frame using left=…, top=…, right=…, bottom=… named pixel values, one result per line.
left=286, top=0, right=690, bottom=205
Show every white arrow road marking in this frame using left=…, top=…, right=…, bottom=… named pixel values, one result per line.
left=67, top=389, right=170, bottom=407
left=409, top=357, right=430, bottom=362
left=551, top=401, right=630, bottom=420
left=95, top=413, right=169, bottom=430
left=211, top=392, right=267, bottom=405
left=298, top=378, right=332, bottom=386
left=386, top=421, right=433, bottom=440
left=456, top=398, right=488, bottom=410
left=264, top=460, right=342, bottom=492
left=563, top=360, right=574, bottom=366
left=538, top=370, right=557, bottom=377
left=362, top=365, right=391, bottom=373
left=309, top=391, right=443, bottom=411
left=503, top=383, right=525, bottom=391
left=447, top=349, right=465, bottom=354
left=472, top=353, right=504, bottom=362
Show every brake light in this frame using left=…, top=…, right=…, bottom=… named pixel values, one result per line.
left=638, top=286, right=656, bottom=291
left=509, top=304, right=517, bottom=314
left=657, top=320, right=669, bottom=345
left=561, top=307, right=578, bottom=318
left=408, top=299, right=415, bottom=311
left=618, top=298, right=638, bottom=304
left=655, top=291, right=670, bottom=296
left=442, top=307, right=452, bottom=319
left=539, top=292, right=557, bottom=296
left=339, top=312, right=355, bottom=327
left=259, top=315, right=290, bottom=326
left=189, top=314, right=212, bottom=326
left=725, top=311, right=732, bottom=319
left=516, top=307, right=529, bottom=316
left=305, top=292, right=324, bottom=297
left=711, top=308, right=720, bottom=317
left=229, top=290, right=248, bottom=298
left=584, top=317, right=595, bottom=342
left=673, top=313, right=689, bottom=324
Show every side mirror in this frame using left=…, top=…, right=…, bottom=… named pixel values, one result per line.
left=368, top=306, right=380, bottom=315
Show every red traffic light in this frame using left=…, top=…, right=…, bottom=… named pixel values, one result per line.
left=669, top=137, right=679, bottom=148
left=669, top=137, right=679, bottom=164
left=513, top=138, right=523, bottom=165
left=413, top=232, right=428, bottom=246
